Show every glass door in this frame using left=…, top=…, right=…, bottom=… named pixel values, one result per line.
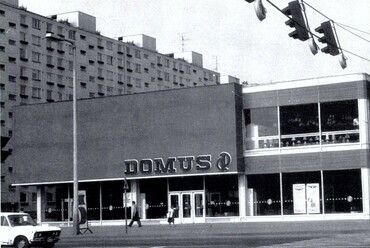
left=169, top=191, right=205, bottom=224
left=193, top=192, right=204, bottom=223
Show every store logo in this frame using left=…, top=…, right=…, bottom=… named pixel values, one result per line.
left=216, top=152, right=232, bottom=172
left=124, top=152, right=232, bottom=175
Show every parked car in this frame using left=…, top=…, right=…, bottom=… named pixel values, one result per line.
left=0, top=212, right=61, bottom=248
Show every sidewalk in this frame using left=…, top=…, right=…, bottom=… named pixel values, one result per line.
left=60, top=220, right=370, bottom=246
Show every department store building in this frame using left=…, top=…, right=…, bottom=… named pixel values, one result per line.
left=12, top=73, right=370, bottom=224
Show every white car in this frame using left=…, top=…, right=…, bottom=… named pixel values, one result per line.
left=0, top=212, right=61, bottom=248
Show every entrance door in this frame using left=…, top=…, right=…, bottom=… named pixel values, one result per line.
left=169, top=191, right=205, bottom=224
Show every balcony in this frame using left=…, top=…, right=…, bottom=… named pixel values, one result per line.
left=57, top=83, right=65, bottom=88
left=20, top=57, right=28, bottom=62
left=46, top=81, right=55, bottom=86
left=173, top=68, right=178, bottom=72
left=127, top=68, right=133, bottom=73
left=97, top=60, right=104, bottom=65
left=118, top=81, right=124, bottom=85
left=57, top=66, right=65, bottom=71
left=20, top=23, right=28, bottom=28
left=20, top=93, right=29, bottom=98
left=20, top=40, right=29, bottom=45
left=46, top=63, right=54, bottom=68
left=118, top=65, right=124, bottom=70
left=97, top=76, right=104, bottom=80
left=20, top=75, right=29, bottom=80
left=46, top=46, right=54, bottom=51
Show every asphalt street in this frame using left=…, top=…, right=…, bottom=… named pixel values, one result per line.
left=55, top=220, right=370, bottom=247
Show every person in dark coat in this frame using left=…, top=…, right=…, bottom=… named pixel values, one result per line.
left=128, top=201, right=142, bottom=227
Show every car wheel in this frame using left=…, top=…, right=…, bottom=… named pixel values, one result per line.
left=14, top=236, right=29, bottom=248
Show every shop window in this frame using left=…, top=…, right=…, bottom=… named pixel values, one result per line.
left=245, top=107, right=279, bottom=150
left=320, top=100, right=359, bottom=144
left=280, top=103, right=319, bottom=147
left=205, top=175, right=239, bottom=217
left=141, top=178, right=167, bottom=219
left=247, top=174, right=281, bottom=216
left=282, top=171, right=322, bottom=215
left=323, top=169, right=362, bottom=214
left=20, top=192, right=28, bottom=204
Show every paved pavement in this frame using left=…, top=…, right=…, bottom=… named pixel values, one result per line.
left=59, top=220, right=370, bottom=247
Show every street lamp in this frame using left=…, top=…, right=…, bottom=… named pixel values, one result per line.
left=45, top=33, right=79, bottom=235
left=123, top=176, right=129, bottom=234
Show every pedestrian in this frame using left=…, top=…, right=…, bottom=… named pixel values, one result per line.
left=128, top=201, right=142, bottom=227
left=167, top=206, right=175, bottom=226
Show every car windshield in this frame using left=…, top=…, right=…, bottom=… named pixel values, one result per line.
left=8, top=214, right=37, bottom=227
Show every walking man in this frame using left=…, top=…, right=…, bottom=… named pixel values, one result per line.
left=128, top=201, right=142, bottom=227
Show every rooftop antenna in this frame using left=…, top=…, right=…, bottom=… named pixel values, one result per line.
left=178, top=33, right=189, bottom=52
left=213, top=55, right=219, bottom=71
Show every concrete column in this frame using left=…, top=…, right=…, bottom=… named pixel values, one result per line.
left=359, top=99, right=369, bottom=145
left=238, top=174, right=247, bottom=220
left=130, top=180, right=141, bottom=216
left=36, top=186, right=45, bottom=224
left=361, top=168, right=370, bottom=218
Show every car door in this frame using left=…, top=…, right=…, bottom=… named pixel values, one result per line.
left=0, top=216, right=11, bottom=245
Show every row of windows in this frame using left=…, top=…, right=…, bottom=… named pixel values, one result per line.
left=245, top=100, right=359, bottom=150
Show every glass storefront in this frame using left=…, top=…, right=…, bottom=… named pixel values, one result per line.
left=245, top=100, right=360, bottom=150
left=247, top=169, right=362, bottom=216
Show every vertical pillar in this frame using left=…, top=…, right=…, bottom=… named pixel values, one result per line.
left=130, top=180, right=141, bottom=215
left=361, top=168, right=370, bottom=218
left=36, top=186, right=45, bottom=224
left=358, top=99, right=369, bottom=145
left=99, top=182, right=102, bottom=225
left=238, top=174, right=247, bottom=220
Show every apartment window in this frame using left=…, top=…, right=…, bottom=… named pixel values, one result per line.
left=20, top=32, right=27, bottom=42
left=46, top=72, right=53, bottom=82
left=0, top=9, right=5, bottom=16
left=20, top=14, right=27, bottom=26
left=98, top=84, right=103, bottom=93
left=173, top=61, right=177, bottom=70
left=173, top=75, right=177, bottom=83
left=89, top=76, right=95, bottom=82
left=47, top=90, right=53, bottom=100
left=32, top=35, right=41, bottom=46
left=150, top=63, right=155, bottom=69
left=57, top=26, right=63, bottom=36
left=135, top=78, right=141, bottom=88
left=57, top=42, right=64, bottom=52
left=157, top=70, right=162, bottom=79
left=135, top=49, right=141, bottom=59
left=135, top=64, right=141, bottom=73
left=57, top=58, right=63, bottom=68
left=32, top=87, right=41, bottom=98
left=186, top=65, right=191, bottom=74
left=0, top=64, right=4, bottom=70
left=20, top=85, right=27, bottom=95
left=144, top=54, right=149, bottom=59
left=9, top=75, right=16, bottom=83
left=80, top=50, right=86, bottom=55
left=20, top=67, right=28, bottom=78
left=0, top=46, right=5, bottom=52
left=68, top=30, right=76, bottom=40
left=179, top=63, right=183, bottom=72
left=20, top=48, right=28, bottom=60
left=0, top=83, right=5, bottom=90
left=80, top=34, right=86, bottom=40
left=164, top=72, right=169, bottom=81
left=117, top=58, right=123, bottom=68
left=46, top=23, right=53, bottom=33
left=98, top=68, right=104, bottom=78
left=157, top=56, right=162, bottom=65
left=0, top=28, right=4, bottom=34
left=97, top=53, right=103, bottom=63
left=107, top=70, right=114, bottom=81
left=57, top=92, right=63, bottom=101
left=165, top=59, right=170, bottom=67
left=97, top=38, right=103, bottom=48
left=32, top=70, right=41, bottom=81
left=57, top=75, right=63, bottom=84
left=126, top=47, right=131, bottom=56
left=117, top=44, right=123, bottom=55
left=106, top=41, right=113, bottom=50
left=80, top=65, right=86, bottom=72
left=9, top=56, right=16, bottom=63
left=32, top=18, right=41, bottom=30
left=46, top=55, right=53, bottom=65
left=126, top=76, right=131, bottom=84
left=32, top=52, right=41, bottom=63
left=9, top=39, right=16, bottom=46
left=69, top=61, right=74, bottom=71
left=107, top=86, right=113, bottom=96
left=118, top=88, right=123, bottom=95
left=89, top=92, right=95, bottom=98
left=118, top=73, right=123, bottom=82
left=9, top=22, right=16, bottom=28
left=107, top=55, right=113, bottom=65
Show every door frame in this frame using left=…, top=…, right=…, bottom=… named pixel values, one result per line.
left=168, top=190, right=205, bottom=224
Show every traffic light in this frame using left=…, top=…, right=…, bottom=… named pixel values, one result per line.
left=315, top=21, right=339, bottom=56
left=244, top=0, right=266, bottom=21
left=282, top=1, right=309, bottom=41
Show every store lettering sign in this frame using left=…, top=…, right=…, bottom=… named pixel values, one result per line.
left=124, top=151, right=232, bottom=175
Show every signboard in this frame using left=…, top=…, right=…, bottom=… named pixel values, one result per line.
left=293, top=184, right=306, bottom=214
left=306, top=183, right=320, bottom=214
left=78, top=190, right=88, bottom=227
left=123, top=193, right=132, bottom=208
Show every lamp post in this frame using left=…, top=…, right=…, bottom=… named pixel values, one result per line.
left=45, top=33, right=79, bottom=235
left=123, top=177, right=129, bottom=234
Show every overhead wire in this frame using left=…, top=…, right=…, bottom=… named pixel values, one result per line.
left=263, top=0, right=370, bottom=63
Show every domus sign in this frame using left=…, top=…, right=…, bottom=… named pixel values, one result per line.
left=124, top=152, right=232, bottom=175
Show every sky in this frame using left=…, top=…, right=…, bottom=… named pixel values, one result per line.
left=19, top=0, right=370, bottom=84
